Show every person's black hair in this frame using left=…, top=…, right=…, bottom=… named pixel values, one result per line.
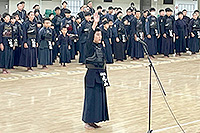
left=126, top=8, right=133, bottom=12
left=165, top=8, right=172, bottom=12
left=149, top=8, right=156, bottom=12
left=108, top=19, right=113, bottom=22
left=102, top=9, right=107, bottom=12
left=116, top=11, right=123, bottom=16
left=19, top=1, right=25, bottom=4
left=103, top=20, right=109, bottom=25
left=108, top=6, right=113, bottom=10
left=65, top=9, right=71, bottom=14
left=2, top=13, right=10, bottom=18
left=143, top=10, right=149, bottom=13
left=159, top=9, right=164, bottom=13
left=55, top=6, right=61, bottom=11
left=94, top=27, right=101, bottom=33
left=135, top=10, right=140, bottom=13
left=10, top=16, right=15, bottom=20
left=85, top=12, right=92, bottom=17
left=61, top=25, right=67, bottom=29
left=34, top=9, right=40, bottom=14
left=51, top=23, right=54, bottom=26
left=43, top=17, right=51, bottom=23
left=28, top=11, right=34, bottom=16
left=12, top=12, right=19, bottom=17
left=118, top=7, right=122, bottom=10
left=97, top=6, right=102, bottom=10
left=62, top=1, right=68, bottom=5
left=177, top=11, right=183, bottom=16
left=87, top=1, right=92, bottom=5
left=182, top=9, right=187, bottom=12
left=17, top=3, right=21, bottom=7
left=49, top=13, right=54, bottom=17
left=194, top=10, right=199, bottom=13
left=131, top=2, right=135, bottom=7
left=114, top=7, right=117, bottom=10
left=33, top=4, right=39, bottom=9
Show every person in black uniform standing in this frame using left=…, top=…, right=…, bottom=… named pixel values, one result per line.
left=82, top=12, right=109, bottom=130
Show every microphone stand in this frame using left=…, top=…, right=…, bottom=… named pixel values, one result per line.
left=137, top=38, right=166, bottom=133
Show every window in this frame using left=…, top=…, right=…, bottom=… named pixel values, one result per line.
left=163, top=0, right=173, bottom=4
left=66, top=0, right=84, bottom=16
left=104, top=0, right=113, bottom=2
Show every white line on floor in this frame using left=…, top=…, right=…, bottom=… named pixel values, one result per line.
left=153, top=119, right=200, bottom=132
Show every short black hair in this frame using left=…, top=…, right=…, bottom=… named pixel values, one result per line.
left=159, top=9, right=164, bottom=13
left=62, top=1, right=68, bottom=5
left=12, top=12, right=19, bottom=17
left=165, top=8, right=173, bottom=12
left=97, top=6, right=102, bottom=10
left=34, top=9, right=40, bottom=14
left=19, top=1, right=25, bottom=4
left=28, top=11, right=34, bottom=16
left=118, top=7, right=122, bottom=10
left=116, top=11, right=123, bottom=16
left=182, top=9, right=187, bottom=12
left=149, top=8, right=156, bottom=12
left=2, top=13, right=10, bottom=18
left=49, top=13, right=54, bottom=17
left=108, top=6, right=113, bottom=10
left=143, top=10, right=149, bottom=13
left=85, top=12, right=91, bottom=17
left=55, top=6, right=61, bottom=11
left=33, top=4, right=39, bottom=9
left=102, top=9, right=107, bottom=12
left=126, top=8, right=133, bottom=12
left=87, top=1, right=92, bottom=4
left=194, top=10, right=199, bottom=13
left=135, top=10, right=140, bottom=13
left=17, top=3, right=21, bottom=7
left=177, top=11, right=183, bottom=16
left=43, top=17, right=51, bottom=23
left=65, top=9, right=71, bottom=14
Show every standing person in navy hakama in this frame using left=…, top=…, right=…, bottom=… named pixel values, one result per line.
left=0, top=13, right=14, bottom=74
left=174, top=12, right=187, bottom=56
left=188, top=12, right=200, bottom=54
left=11, top=13, right=23, bottom=67
left=131, top=10, right=144, bottom=60
left=145, top=8, right=160, bottom=59
left=113, top=11, right=127, bottom=61
left=58, top=26, right=72, bottom=67
left=38, top=18, right=54, bottom=69
left=78, top=12, right=92, bottom=64
left=157, top=9, right=165, bottom=54
left=101, top=20, right=113, bottom=64
left=19, top=11, right=38, bottom=71
left=82, top=12, right=109, bottom=130
left=161, top=8, right=175, bottom=58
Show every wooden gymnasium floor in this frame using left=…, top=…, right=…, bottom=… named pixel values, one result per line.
left=0, top=53, right=200, bottom=133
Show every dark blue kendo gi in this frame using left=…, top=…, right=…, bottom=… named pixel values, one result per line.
left=0, top=22, right=14, bottom=69
left=12, top=21, right=23, bottom=66
left=15, top=9, right=26, bottom=23
left=113, top=19, right=127, bottom=61
left=19, top=20, right=37, bottom=68
left=82, top=28, right=109, bottom=124
left=52, top=14, right=62, bottom=62
left=188, top=18, right=200, bottom=53
left=123, top=14, right=134, bottom=57
left=101, top=27, right=113, bottom=64
left=58, top=33, right=72, bottom=64
left=161, top=15, right=175, bottom=56
left=174, top=18, right=187, bottom=54
left=38, top=27, right=54, bottom=66
left=61, top=17, right=77, bottom=60
left=131, top=17, right=144, bottom=59
left=183, top=15, right=191, bottom=48
left=157, top=15, right=164, bottom=54
left=145, top=15, right=160, bottom=56
left=78, top=20, right=92, bottom=63
left=105, top=13, right=114, bottom=22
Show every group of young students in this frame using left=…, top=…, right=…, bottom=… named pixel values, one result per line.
left=0, top=0, right=200, bottom=74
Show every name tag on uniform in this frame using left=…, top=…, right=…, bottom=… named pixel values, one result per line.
left=100, top=72, right=110, bottom=87
left=48, top=41, right=53, bottom=49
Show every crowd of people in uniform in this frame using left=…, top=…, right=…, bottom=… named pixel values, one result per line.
left=0, top=0, right=200, bottom=74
